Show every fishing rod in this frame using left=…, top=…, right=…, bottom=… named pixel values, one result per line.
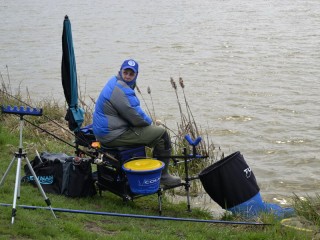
left=0, top=203, right=270, bottom=226
left=0, top=89, right=74, bottom=136
left=135, top=84, right=153, bottom=120
left=1, top=89, right=95, bottom=151
left=1, top=89, right=119, bottom=161
left=1, top=88, right=177, bottom=149
left=23, top=117, right=118, bottom=162
left=1, top=89, right=197, bottom=162
left=22, top=118, right=79, bottom=151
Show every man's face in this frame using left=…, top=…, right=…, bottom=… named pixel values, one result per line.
left=121, top=68, right=136, bottom=82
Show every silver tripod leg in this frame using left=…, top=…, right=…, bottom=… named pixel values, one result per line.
left=24, top=156, right=57, bottom=219
left=0, top=155, right=23, bottom=224
left=11, top=156, right=22, bottom=224
left=0, top=156, right=16, bottom=186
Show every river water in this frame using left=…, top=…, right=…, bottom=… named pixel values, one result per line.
left=1, top=0, right=320, bottom=213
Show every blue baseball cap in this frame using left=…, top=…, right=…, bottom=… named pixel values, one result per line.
left=121, top=59, right=139, bottom=73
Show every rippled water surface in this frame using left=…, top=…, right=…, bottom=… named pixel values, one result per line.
left=1, top=0, right=320, bottom=211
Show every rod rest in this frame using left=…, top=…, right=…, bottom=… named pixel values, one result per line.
left=184, top=135, right=202, bottom=147
left=1, top=105, right=43, bottom=116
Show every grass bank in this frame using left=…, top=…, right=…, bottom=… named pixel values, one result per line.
left=0, top=78, right=317, bottom=239
left=0, top=118, right=314, bottom=239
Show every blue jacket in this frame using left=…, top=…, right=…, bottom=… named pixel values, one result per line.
left=93, top=75, right=152, bottom=143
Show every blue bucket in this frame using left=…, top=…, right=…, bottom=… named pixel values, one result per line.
left=122, top=159, right=164, bottom=195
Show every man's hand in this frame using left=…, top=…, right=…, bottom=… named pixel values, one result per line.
left=155, top=119, right=162, bottom=126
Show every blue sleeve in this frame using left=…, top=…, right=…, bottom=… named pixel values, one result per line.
left=111, top=84, right=152, bottom=126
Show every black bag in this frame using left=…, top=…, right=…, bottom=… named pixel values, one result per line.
left=61, top=158, right=97, bottom=197
left=23, top=152, right=96, bottom=198
left=23, top=161, right=62, bottom=194
left=199, top=151, right=260, bottom=209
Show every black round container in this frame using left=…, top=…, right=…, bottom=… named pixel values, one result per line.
left=199, top=151, right=260, bottom=209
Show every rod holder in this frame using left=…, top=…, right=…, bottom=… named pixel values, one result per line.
left=184, top=135, right=202, bottom=147
left=1, top=105, right=42, bottom=116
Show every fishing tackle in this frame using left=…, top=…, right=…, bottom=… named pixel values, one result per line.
left=0, top=203, right=270, bottom=226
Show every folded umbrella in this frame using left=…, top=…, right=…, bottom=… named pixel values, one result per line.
left=61, top=15, right=84, bottom=132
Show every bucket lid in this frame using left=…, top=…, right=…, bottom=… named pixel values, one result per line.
left=123, top=159, right=163, bottom=171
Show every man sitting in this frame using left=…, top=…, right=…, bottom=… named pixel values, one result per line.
left=92, top=59, right=181, bottom=187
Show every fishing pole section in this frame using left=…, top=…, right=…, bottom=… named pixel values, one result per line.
left=0, top=203, right=270, bottom=226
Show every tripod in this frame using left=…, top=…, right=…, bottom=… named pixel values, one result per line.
left=0, top=106, right=56, bottom=224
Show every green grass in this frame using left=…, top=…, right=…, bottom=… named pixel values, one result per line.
left=0, top=118, right=315, bottom=239
left=0, top=83, right=318, bottom=239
